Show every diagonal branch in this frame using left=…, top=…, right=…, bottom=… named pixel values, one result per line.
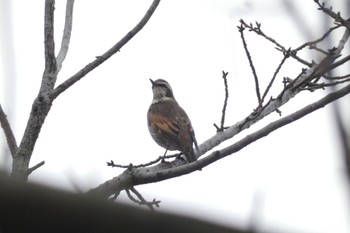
left=238, top=23, right=261, bottom=103
left=56, top=0, right=75, bottom=72
left=0, top=104, right=17, bottom=157
left=51, top=0, right=161, bottom=99
left=260, top=49, right=290, bottom=105
left=293, top=25, right=341, bottom=52
left=88, top=27, right=350, bottom=198
left=87, top=82, right=350, bottom=199
left=314, top=0, right=350, bottom=31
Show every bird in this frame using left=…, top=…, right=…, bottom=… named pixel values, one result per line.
left=147, top=79, right=199, bottom=163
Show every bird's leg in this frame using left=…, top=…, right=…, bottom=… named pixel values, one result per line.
left=161, top=145, right=170, bottom=162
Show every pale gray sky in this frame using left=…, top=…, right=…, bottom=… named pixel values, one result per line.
left=1, top=0, right=349, bottom=232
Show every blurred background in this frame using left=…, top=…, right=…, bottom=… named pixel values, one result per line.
left=1, top=0, right=349, bottom=232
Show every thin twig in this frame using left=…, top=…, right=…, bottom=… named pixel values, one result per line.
left=107, top=153, right=178, bottom=169
left=52, top=0, right=161, bottom=99
left=309, top=44, right=329, bottom=55
left=238, top=23, right=261, bottom=103
left=126, top=187, right=160, bottom=211
left=0, top=104, right=18, bottom=157
left=27, top=161, right=45, bottom=175
left=260, top=49, right=290, bottom=105
left=314, top=0, right=350, bottom=31
left=325, top=54, right=350, bottom=73
left=240, top=19, right=312, bottom=67
left=214, top=71, right=229, bottom=132
left=293, top=25, right=341, bottom=52
left=303, top=77, right=350, bottom=91
left=56, top=0, right=75, bottom=72
left=324, top=73, right=350, bottom=80
left=240, top=20, right=287, bottom=52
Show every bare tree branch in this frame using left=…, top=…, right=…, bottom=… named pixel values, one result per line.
left=324, top=73, right=350, bottom=80
left=11, top=0, right=57, bottom=179
left=88, top=22, right=350, bottom=199
left=239, top=20, right=312, bottom=67
left=51, top=0, right=161, bottom=99
left=214, top=71, right=229, bottom=132
left=314, top=0, right=350, bottom=31
left=293, top=25, right=341, bottom=51
left=41, top=0, right=58, bottom=93
left=107, top=153, right=177, bottom=169
left=88, top=82, right=350, bottom=199
left=27, top=161, right=45, bottom=175
left=11, top=0, right=161, bottom=180
left=56, top=0, right=75, bottom=72
left=126, top=187, right=160, bottom=211
left=260, top=49, right=290, bottom=105
left=0, top=104, right=17, bottom=157
left=238, top=23, right=261, bottom=103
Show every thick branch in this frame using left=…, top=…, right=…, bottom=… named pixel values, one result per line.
left=11, top=0, right=160, bottom=180
left=88, top=26, right=350, bottom=198
left=51, top=0, right=160, bottom=99
left=11, top=0, right=57, bottom=180
left=88, top=83, right=350, bottom=199
left=41, top=0, right=57, bottom=93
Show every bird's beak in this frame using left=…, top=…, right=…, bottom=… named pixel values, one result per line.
left=149, top=79, right=155, bottom=87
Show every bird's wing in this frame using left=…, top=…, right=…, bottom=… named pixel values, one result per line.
left=148, top=113, right=180, bottom=138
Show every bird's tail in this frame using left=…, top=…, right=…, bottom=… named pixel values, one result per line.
left=184, top=147, right=197, bottom=163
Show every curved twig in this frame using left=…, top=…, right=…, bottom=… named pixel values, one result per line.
left=126, top=187, right=160, bottom=211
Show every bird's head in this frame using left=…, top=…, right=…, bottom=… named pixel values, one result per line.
left=149, top=79, right=175, bottom=102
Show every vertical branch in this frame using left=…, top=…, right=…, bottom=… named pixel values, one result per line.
left=214, top=71, right=229, bottom=132
left=11, top=0, right=57, bottom=180
left=11, top=0, right=161, bottom=180
left=41, top=0, right=57, bottom=92
left=238, top=23, right=261, bottom=103
left=220, top=71, right=229, bottom=129
left=56, top=0, right=75, bottom=72
left=0, top=104, right=17, bottom=157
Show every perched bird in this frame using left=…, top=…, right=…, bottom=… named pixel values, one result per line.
left=147, top=79, right=199, bottom=163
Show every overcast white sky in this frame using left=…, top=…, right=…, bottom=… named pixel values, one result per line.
left=1, top=0, right=350, bottom=232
